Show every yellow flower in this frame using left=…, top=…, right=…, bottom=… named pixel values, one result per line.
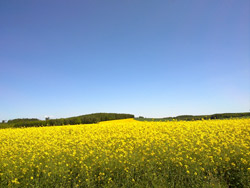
left=0, top=118, right=249, bottom=186
left=11, top=178, right=20, bottom=184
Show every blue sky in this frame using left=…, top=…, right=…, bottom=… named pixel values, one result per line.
left=0, top=0, right=249, bottom=120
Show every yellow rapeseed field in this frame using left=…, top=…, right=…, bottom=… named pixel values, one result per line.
left=0, top=118, right=250, bottom=187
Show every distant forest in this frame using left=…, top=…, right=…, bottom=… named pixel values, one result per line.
left=1, top=112, right=250, bottom=129
left=136, top=112, right=250, bottom=121
left=0, top=113, right=134, bottom=128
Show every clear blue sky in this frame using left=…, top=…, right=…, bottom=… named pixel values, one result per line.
left=0, top=0, right=249, bottom=120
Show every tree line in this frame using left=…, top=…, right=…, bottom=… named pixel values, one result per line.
left=1, top=113, right=134, bottom=128
left=136, top=112, right=250, bottom=121
left=166, top=112, right=250, bottom=121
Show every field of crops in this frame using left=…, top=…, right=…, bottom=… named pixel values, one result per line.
left=0, top=118, right=250, bottom=187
